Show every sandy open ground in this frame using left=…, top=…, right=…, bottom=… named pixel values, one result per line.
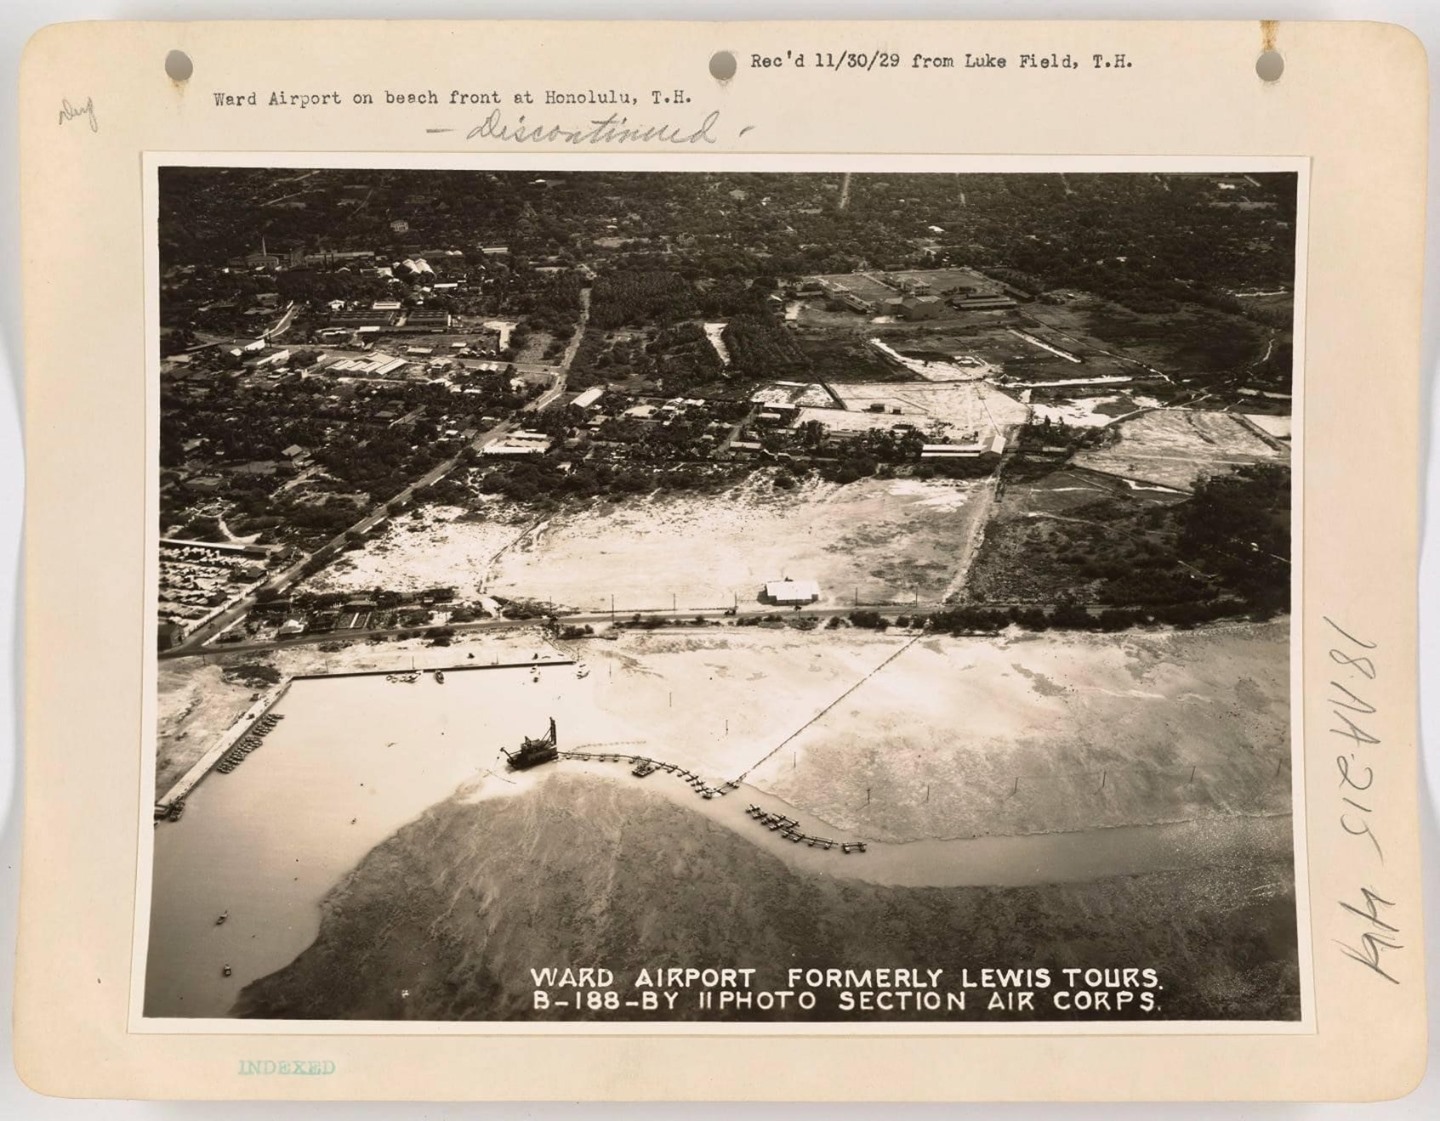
left=290, top=475, right=992, bottom=614
left=1073, top=408, right=1288, bottom=490
left=158, top=617, right=1289, bottom=842
left=484, top=474, right=989, bottom=612
left=297, top=500, right=535, bottom=597
left=544, top=621, right=1291, bottom=843
left=826, top=380, right=1029, bottom=440
left=749, top=620, right=1291, bottom=842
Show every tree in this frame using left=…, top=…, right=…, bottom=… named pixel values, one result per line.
left=1178, top=463, right=1290, bottom=611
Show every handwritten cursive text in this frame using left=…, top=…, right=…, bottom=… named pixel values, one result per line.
left=466, top=108, right=724, bottom=146
left=58, top=96, right=98, bottom=133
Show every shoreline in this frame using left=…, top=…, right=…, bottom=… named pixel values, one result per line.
left=475, top=759, right=1293, bottom=890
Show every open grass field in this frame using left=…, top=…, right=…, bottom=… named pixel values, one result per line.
left=1073, top=409, right=1288, bottom=491
left=1024, top=297, right=1280, bottom=380
left=871, top=322, right=1099, bottom=382
left=790, top=330, right=925, bottom=382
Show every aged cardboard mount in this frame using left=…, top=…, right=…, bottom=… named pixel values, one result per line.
left=14, top=20, right=1429, bottom=1101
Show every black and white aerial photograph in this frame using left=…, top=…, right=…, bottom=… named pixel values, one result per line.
left=143, top=164, right=1300, bottom=1024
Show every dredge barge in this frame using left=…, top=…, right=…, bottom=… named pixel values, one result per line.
left=502, top=717, right=559, bottom=771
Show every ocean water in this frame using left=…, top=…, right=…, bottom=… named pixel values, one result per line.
left=144, top=662, right=578, bottom=1018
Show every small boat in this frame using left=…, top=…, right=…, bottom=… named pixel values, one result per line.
left=434, top=670, right=445, bottom=684
left=216, top=911, right=228, bottom=926
left=222, top=964, right=233, bottom=977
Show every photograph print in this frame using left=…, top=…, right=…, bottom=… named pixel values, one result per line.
left=144, top=162, right=1302, bottom=1026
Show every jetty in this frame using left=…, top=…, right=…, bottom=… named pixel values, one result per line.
left=155, top=656, right=579, bottom=821
left=155, top=681, right=291, bottom=818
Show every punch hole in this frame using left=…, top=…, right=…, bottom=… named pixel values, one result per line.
left=1255, top=50, right=1284, bottom=83
left=709, top=51, right=737, bottom=81
left=165, top=50, right=193, bottom=82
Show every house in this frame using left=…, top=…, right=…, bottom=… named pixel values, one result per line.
left=571, top=386, right=605, bottom=409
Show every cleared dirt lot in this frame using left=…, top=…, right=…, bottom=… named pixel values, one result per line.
left=1074, top=409, right=1288, bottom=490
left=484, top=474, right=990, bottom=612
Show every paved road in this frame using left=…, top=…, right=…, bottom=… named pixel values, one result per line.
left=525, top=286, right=590, bottom=412
left=162, top=599, right=1131, bottom=662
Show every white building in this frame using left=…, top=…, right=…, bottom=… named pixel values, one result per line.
left=765, top=579, right=820, bottom=606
